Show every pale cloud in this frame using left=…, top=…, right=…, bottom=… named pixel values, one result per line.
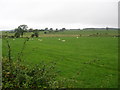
left=0, top=0, right=119, bottom=30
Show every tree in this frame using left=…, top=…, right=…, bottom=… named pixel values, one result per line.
left=15, top=25, right=28, bottom=37
left=56, top=28, right=58, bottom=31
left=29, top=28, right=33, bottom=32
left=18, top=25, right=28, bottom=31
left=55, top=28, right=59, bottom=32
left=33, top=30, right=39, bottom=37
left=50, top=28, right=53, bottom=31
left=61, top=28, right=66, bottom=31
left=62, top=28, right=66, bottom=30
left=49, top=28, right=53, bottom=33
left=14, top=32, right=20, bottom=38
left=45, top=28, right=48, bottom=31
left=34, top=32, right=39, bottom=37
left=14, top=28, right=20, bottom=38
left=106, top=27, right=109, bottom=30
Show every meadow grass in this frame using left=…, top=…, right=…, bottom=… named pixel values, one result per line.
left=2, top=30, right=119, bottom=88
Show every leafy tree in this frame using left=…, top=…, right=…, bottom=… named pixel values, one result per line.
left=29, top=28, right=33, bottom=32
left=33, top=30, right=39, bottom=37
left=18, top=25, right=28, bottom=31
left=106, top=27, right=109, bottom=30
left=49, top=28, right=53, bottom=33
left=45, top=28, right=48, bottom=31
left=56, top=28, right=58, bottom=31
left=15, top=25, right=28, bottom=37
left=55, top=28, right=59, bottom=32
left=14, top=32, right=20, bottom=38
left=34, top=32, right=39, bottom=37
left=50, top=28, right=53, bottom=31
left=62, top=28, right=66, bottom=31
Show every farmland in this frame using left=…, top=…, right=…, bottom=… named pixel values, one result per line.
left=2, top=30, right=119, bottom=88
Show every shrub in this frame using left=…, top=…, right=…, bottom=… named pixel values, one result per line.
left=14, top=32, right=20, bottom=38
left=2, top=58, right=57, bottom=88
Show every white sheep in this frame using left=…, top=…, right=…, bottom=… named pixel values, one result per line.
left=39, top=39, right=42, bottom=41
left=31, top=38, right=33, bottom=40
left=62, top=40, right=65, bottom=42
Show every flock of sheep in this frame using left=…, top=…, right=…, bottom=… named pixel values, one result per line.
left=12, top=37, right=80, bottom=42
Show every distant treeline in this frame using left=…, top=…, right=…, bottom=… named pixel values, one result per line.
left=1, top=28, right=119, bottom=32
left=83, top=28, right=119, bottom=30
left=9, top=27, right=67, bottom=33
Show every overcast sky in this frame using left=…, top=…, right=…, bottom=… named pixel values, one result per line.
left=0, top=0, right=119, bottom=30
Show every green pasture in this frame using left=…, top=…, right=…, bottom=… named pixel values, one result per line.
left=2, top=30, right=119, bottom=88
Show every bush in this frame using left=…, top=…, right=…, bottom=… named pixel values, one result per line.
left=14, top=32, right=20, bottom=38
left=2, top=58, right=58, bottom=88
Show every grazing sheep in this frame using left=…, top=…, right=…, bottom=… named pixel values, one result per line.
left=31, top=38, right=33, bottom=40
left=76, top=37, right=79, bottom=38
left=39, top=39, right=42, bottom=41
left=58, top=38, right=61, bottom=40
left=62, top=40, right=65, bottom=42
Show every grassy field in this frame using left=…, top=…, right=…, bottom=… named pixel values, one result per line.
left=2, top=30, right=119, bottom=88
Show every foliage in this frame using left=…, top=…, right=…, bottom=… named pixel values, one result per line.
left=29, top=28, right=33, bottom=32
left=45, top=28, right=48, bottom=31
left=34, top=32, right=39, bottom=37
left=14, top=25, right=28, bottom=37
left=18, top=25, right=28, bottom=32
left=14, top=32, right=20, bottom=38
left=2, top=58, right=76, bottom=89
left=2, top=58, right=57, bottom=88
left=61, top=28, right=66, bottom=31
left=31, top=30, right=39, bottom=37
